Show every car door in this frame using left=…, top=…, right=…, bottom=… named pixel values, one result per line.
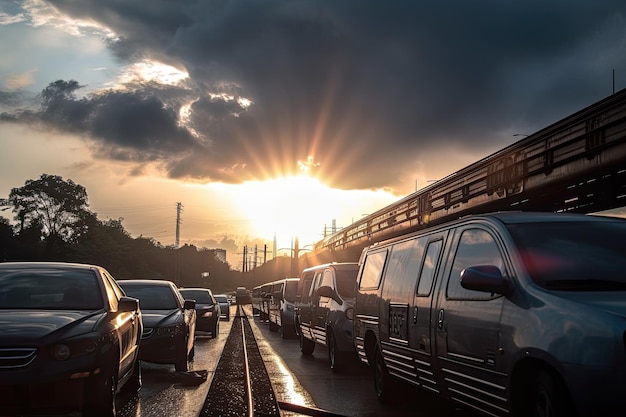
left=313, top=268, right=335, bottom=345
left=102, top=270, right=139, bottom=376
left=434, top=225, right=508, bottom=412
left=407, top=231, right=447, bottom=393
left=299, top=270, right=321, bottom=340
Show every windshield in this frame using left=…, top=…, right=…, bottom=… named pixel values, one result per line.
left=215, top=295, right=228, bottom=303
left=335, top=267, right=359, bottom=298
left=121, top=284, right=179, bottom=309
left=180, top=289, right=214, bottom=305
left=0, top=268, right=103, bottom=310
left=507, top=219, right=626, bottom=290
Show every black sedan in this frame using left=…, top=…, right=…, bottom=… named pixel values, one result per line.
left=118, top=279, right=196, bottom=372
left=179, top=288, right=220, bottom=338
left=0, top=262, right=143, bottom=417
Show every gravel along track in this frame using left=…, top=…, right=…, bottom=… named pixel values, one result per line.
left=200, top=308, right=281, bottom=417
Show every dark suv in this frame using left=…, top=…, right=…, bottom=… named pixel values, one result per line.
left=296, top=262, right=359, bottom=371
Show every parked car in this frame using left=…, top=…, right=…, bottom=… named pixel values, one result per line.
left=354, top=211, right=626, bottom=417
left=214, top=294, right=231, bottom=320
left=252, top=282, right=273, bottom=322
left=118, top=279, right=196, bottom=372
left=296, top=262, right=360, bottom=371
left=179, top=287, right=220, bottom=338
left=267, top=278, right=299, bottom=338
left=0, top=261, right=142, bottom=417
left=235, top=286, right=251, bottom=305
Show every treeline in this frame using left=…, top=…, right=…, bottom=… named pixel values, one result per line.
left=0, top=174, right=239, bottom=291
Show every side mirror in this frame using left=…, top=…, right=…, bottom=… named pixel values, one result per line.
left=118, top=296, right=140, bottom=312
left=460, top=265, right=511, bottom=296
left=317, top=285, right=343, bottom=305
left=183, top=299, right=196, bottom=310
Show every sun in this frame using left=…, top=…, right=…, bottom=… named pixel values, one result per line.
left=231, top=175, right=334, bottom=248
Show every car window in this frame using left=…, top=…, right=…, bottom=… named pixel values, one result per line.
left=335, top=268, right=358, bottom=298
left=360, top=249, right=388, bottom=290
left=284, top=281, right=298, bottom=302
left=121, top=285, right=179, bottom=310
left=447, top=228, right=504, bottom=301
left=180, top=289, right=214, bottom=305
left=0, top=268, right=104, bottom=310
left=507, top=220, right=626, bottom=290
left=417, top=239, right=443, bottom=296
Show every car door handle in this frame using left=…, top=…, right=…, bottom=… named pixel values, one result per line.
left=438, top=309, right=445, bottom=330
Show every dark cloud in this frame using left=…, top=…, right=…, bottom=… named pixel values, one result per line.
left=4, top=0, right=626, bottom=192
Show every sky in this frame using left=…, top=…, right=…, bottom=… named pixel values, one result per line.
left=1, top=0, right=626, bottom=269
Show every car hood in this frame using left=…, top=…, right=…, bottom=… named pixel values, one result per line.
left=141, top=309, right=182, bottom=327
left=555, top=291, right=626, bottom=319
left=0, top=310, right=102, bottom=345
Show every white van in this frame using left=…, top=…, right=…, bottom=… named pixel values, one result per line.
left=354, top=211, right=626, bottom=417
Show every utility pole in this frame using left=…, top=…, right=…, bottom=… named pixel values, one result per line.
left=175, top=202, right=183, bottom=248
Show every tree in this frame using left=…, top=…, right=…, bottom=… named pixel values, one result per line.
left=8, top=174, right=94, bottom=245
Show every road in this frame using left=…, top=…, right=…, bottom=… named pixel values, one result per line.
left=115, top=304, right=476, bottom=417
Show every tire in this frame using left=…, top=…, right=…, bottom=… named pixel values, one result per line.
left=373, top=346, right=395, bottom=404
left=300, top=330, right=315, bottom=355
left=328, top=330, right=344, bottom=372
left=269, top=320, right=279, bottom=332
left=515, top=369, right=574, bottom=417
left=176, top=340, right=190, bottom=371
left=212, top=320, right=219, bottom=339
left=84, top=369, right=116, bottom=417
left=121, top=358, right=142, bottom=394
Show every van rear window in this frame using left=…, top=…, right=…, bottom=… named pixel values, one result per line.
left=507, top=220, right=626, bottom=290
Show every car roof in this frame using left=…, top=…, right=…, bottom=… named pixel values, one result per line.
left=476, top=211, right=624, bottom=224
left=118, top=279, right=176, bottom=287
left=0, top=261, right=101, bottom=271
left=301, top=262, right=359, bottom=274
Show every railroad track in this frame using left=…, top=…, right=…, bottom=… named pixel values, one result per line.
left=199, top=305, right=346, bottom=417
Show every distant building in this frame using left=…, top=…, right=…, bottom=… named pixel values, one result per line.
left=214, top=249, right=226, bottom=263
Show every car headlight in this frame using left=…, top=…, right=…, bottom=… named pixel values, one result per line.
left=156, top=323, right=185, bottom=336
left=52, top=336, right=101, bottom=361
left=345, top=307, right=354, bottom=321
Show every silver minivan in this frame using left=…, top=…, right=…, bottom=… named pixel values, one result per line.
left=354, top=211, right=626, bottom=417
left=267, top=277, right=300, bottom=338
left=296, top=262, right=360, bottom=371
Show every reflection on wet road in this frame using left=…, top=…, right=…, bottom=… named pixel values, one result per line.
left=116, top=310, right=234, bottom=417
left=115, top=304, right=475, bottom=417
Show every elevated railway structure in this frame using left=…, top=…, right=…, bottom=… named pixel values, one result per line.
left=306, top=88, right=626, bottom=264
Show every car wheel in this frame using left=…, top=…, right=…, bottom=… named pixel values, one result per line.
left=300, top=330, right=315, bottom=356
left=328, top=330, right=343, bottom=372
left=176, top=353, right=189, bottom=372
left=269, top=320, right=279, bottom=332
left=373, top=346, right=395, bottom=404
left=121, top=358, right=142, bottom=394
left=84, top=368, right=116, bottom=417
left=515, top=369, right=574, bottom=417
left=212, top=320, right=219, bottom=338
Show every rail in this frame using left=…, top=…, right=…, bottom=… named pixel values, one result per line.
left=311, top=88, right=626, bottom=261
left=201, top=305, right=346, bottom=417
